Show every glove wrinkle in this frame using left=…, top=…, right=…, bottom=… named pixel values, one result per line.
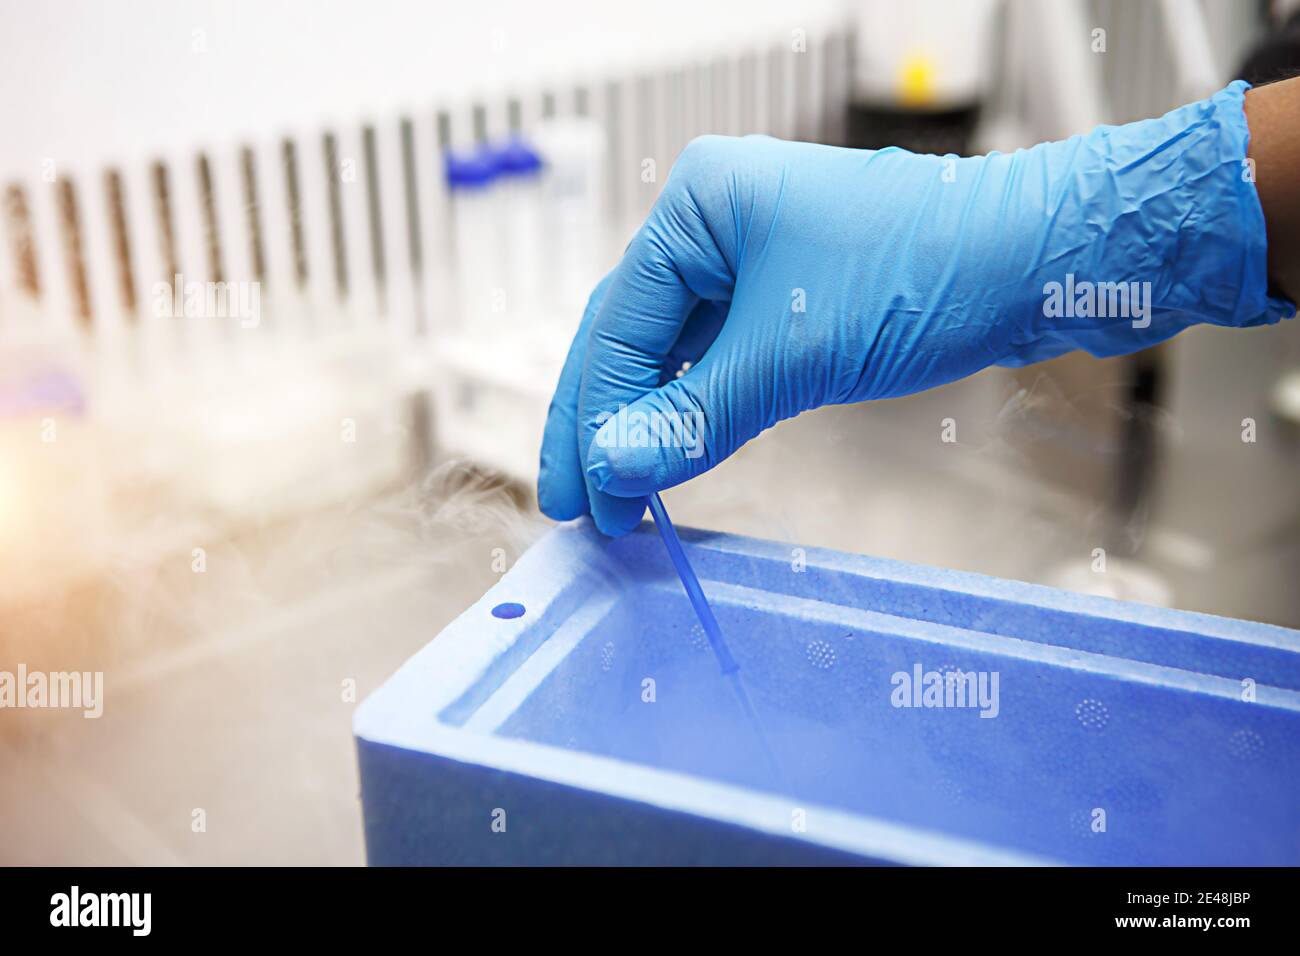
left=541, top=82, right=1294, bottom=532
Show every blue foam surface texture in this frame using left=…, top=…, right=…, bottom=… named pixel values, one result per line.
left=354, top=519, right=1300, bottom=865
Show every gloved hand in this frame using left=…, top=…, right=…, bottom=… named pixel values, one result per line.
left=539, top=80, right=1293, bottom=535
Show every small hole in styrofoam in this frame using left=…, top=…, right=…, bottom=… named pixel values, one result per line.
left=937, top=773, right=968, bottom=803
left=491, top=602, right=525, bottom=620
left=688, top=623, right=708, bottom=651
left=1075, top=699, right=1109, bottom=731
left=806, top=640, right=836, bottom=670
left=1070, top=808, right=1106, bottom=839
left=1228, top=728, right=1264, bottom=760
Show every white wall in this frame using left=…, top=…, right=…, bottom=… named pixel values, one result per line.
left=0, top=0, right=844, bottom=179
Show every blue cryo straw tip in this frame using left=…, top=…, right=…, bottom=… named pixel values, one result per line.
left=645, top=493, right=788, bottom=791
left=645, top=493, right=738, bottom=675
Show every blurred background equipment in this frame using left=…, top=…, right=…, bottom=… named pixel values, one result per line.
left=0, top=0, right=1297, bottom=865
left=0, top=2, right=858, bottom=603
left=845, top=0, right=1001, bottom=154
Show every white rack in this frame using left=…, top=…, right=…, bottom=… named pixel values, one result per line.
left=0, top=22, right=854, bottom=604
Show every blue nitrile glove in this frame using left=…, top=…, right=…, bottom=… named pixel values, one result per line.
left=539, top=80, right=1294, bottom=535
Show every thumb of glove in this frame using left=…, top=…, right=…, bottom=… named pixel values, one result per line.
left=584, top=364, right=733, bottom=498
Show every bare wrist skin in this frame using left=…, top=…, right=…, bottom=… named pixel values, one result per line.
left=1245, top=76, right=1300, bottom=303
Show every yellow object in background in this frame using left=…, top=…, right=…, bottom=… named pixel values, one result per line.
left=899, top=53, right=937, bottom=107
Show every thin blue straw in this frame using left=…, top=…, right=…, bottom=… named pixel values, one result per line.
left=645, top=492, right=737, bottom=675
left=645, top=492, right=788, bottom=790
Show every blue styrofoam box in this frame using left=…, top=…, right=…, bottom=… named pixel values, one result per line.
left=354, top=518, right=1300, bottom=865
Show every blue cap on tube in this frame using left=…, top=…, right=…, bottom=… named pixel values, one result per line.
left=444, top=146, right=499, bottom=191
left=494, top=136, right=543, bottom=178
